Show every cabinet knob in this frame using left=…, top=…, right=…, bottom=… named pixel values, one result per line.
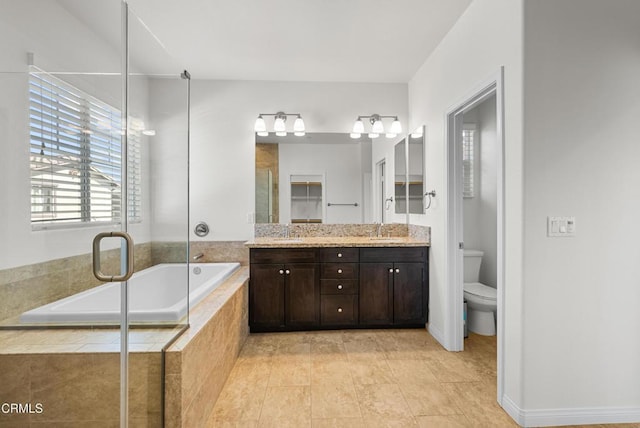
left=337, top=253, right=342, bottom=258
left=389, top=268, right=394, bottom=273
left=337, top=307, right=343, bottom=313
left=279, top=269, right=284, bottom=275
left=395, top=268, right=400, bottom=273
left=337, top=269, right=343, bottom=274
left=285, top=269, right=291, bottom=275
left=337, top=284, right=343, bottom=290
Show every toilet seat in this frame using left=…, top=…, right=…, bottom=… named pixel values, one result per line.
left=464, top=282, right=497, bottom=302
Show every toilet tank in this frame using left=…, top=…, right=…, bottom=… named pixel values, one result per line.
left=463, top=250, right=484, bottom=283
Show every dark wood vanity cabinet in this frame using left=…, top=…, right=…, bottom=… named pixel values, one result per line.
left=249, top=248, right=319, bottom=331
left=249, top=246, right=428, bottom=331
left=359, top=247, right=427, bottom=326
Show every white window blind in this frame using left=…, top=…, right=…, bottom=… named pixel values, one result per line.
left=462, top=126, right=475, bottom=198
left=29, top=68, right=141, bottom=228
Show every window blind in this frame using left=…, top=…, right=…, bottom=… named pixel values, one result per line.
left=29, top=68, right=141, bottom=227
left=462, top=126, right=475, bottom=198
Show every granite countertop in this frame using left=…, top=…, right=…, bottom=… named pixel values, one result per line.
left=244, top=236, right=430, bottom=248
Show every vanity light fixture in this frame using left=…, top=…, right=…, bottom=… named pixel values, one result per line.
left=350, top=114, right=402, bottom=139
left=254, top=112, right=305, bottom=137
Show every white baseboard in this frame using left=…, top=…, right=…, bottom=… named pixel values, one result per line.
left=502, top=394, right=640, bottom=427
left=427, top=323, right=446, bottom=348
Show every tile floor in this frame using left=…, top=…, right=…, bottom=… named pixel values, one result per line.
left=209, top=328, right=512, bottom=427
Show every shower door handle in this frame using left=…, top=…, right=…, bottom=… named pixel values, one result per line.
left=92, top=231, right=135, bottom=282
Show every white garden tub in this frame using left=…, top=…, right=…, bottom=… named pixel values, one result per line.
left=19, top=263, right=240, bottom=324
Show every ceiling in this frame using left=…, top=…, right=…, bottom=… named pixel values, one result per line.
left=60, top=0, right=473, bottom=82
left=125, top=0, right=472, bottom=82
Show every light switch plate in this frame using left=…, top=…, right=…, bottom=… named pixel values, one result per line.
left=548, top=216, right=576, bottom=237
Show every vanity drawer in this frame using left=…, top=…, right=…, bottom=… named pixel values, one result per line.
left=321, top=295, right=358, bottom=326
left=320, top=263, right=358, bottom=279
left=250, top=248, right=317, bottom=264
left=320, top=279, right=358, bottom=295
left=359, top=247, right=426, bottom=263
left=319, top=248, right=359, bottom=263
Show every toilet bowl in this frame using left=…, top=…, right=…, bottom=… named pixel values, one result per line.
left=463, top=250, right=497, bottom=336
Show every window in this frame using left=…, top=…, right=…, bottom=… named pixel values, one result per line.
left=462, top=125, right=475, bottom=198
left=29, top=67, right=141, bottom=228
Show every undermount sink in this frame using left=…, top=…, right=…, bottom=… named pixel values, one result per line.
left=368, top=237, right=403, bottom=242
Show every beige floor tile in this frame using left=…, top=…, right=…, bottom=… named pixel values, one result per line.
left=399, top=382, right=463, bottom=417
left=273, top=342, right=311, bottom=364
left=310, top=341, right=348, bottom=362
left=355, top=383, right=413, bottom=419
left=208, top=419, right=259, bottom=428
left=348, top=360, right=395, bottom=385
left=311, top=383, right=362, bottom=419
left=307, top=330, right=345, bottom=344
left=311, top=360, right=354, bottom=386
left=211, top=383, right=266, bottom=421
left=416, top=414, right=472, bottom=427
left=387, top=359, right=439, bottom=385
left=362, top=417, right=420, bottom=427
left=312, top=418, right=366, bottom=428
left=269, top=361, right=310, bottom=386
left=443, top=381, right=517, bottom=427
left=258, top=416, right=311, bottom=427
left=344, top=339, right=383, bottom=361
left=428, top=354, right=482, bottom=383
left=260, top=386, right=311, bottom=420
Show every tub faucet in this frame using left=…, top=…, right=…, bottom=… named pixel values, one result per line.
left=192, top=253, right=204, bottom=261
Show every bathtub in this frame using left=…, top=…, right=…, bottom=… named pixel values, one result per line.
left=19, top=262, right=240, bottom=324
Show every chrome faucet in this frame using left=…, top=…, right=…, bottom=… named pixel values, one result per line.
left=192, top=253, right=204, bottom=261
left=284, top=224, right=290, bottom=238
left=377, top=222, right=384, bottom=237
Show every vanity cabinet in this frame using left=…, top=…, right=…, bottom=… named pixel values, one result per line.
left=359, top=247, right=427, bottom=326
left=249, top=245, right=428, bottom=332
left=249, top=248, right=319, bottom=331
left=319, top=248, right=359, bottom=326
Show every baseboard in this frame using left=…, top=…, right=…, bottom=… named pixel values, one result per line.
left=502, top=394, right=640, bottom=427
left=427, top=323, right=446, bottom=348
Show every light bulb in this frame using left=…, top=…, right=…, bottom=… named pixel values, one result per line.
left=371, top=119, right=384, bottom=134
left=368, top=132, right=380, bottom=139
left=294, top=131, right=305, bottom=137
left=389, top=119, right=402, bottom=135
left=274, top=117, right=286, bottom=133
left=350, top=132, right=361, bottom=139
left=275, top=131, right=287, bottom=137
left=257, top=131, right=269, bottom=137
left=385, top=133, right=397, bottom=139
left=254, top=116, right=266, bottom=132
left=293, top=116, right=305, bottom=132
left=352, top=119, right=364, bottom=134
left=142, top=129, right=156, bottom=136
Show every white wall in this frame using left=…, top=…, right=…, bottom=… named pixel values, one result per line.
left=0, top=1, right=153, bottom=270
left=463, top=95, right=498, bottom=287
left=408, top=0, right=524, bottom=410
left=279, top=142, right=364, bottom=224
left=521, top=0, right=640, bottom=421
left=170, top=80, right=407, bottom=241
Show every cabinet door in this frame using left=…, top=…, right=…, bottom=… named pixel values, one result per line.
left=359, top=263, right=393, bottom=325
left=285, top=263, right=319, bottom=327
left=250, top=264, right=285, bottom=329
left=393, top=262, right=425, bottom=325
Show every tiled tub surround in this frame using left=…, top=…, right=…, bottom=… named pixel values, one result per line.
left=0, top=240, right=249, bottom=324
left=0, top=243, right=153, bottom=324
left=0, top=266, right=250, bottom=427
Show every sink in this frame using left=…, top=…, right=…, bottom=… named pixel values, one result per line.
left=272, top=238, right=304, bottom=243
left=368, top=237, right=403, bottom=242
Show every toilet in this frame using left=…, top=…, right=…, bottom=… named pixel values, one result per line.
left=463, top=250, right=497, bottom=336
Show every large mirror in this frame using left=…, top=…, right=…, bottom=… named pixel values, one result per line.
left=395, top=125, right=425, bottom=214
left=256, top=133, right=374, bottom=224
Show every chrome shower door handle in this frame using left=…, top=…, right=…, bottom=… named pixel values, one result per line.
left=92, top=231, right=135, bottom=282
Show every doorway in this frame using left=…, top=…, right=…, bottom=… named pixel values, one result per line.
left=445, top=68, right=505, bottom=403
left=375, top=159, right=387, bottom=223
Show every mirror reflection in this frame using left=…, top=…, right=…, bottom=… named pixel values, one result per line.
left=255, top=133, right=373, bottom=224
left=394, top=126, right=425, bottom=214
